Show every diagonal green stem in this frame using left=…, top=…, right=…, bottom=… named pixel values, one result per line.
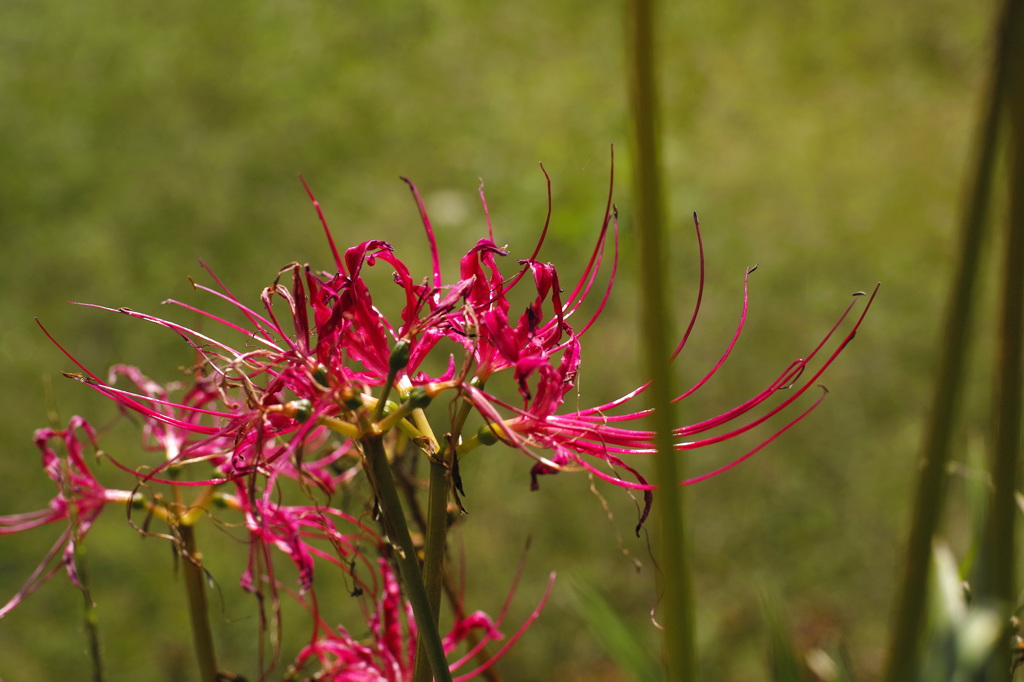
left=626, top=0, right=695, bottom=679
left=881, top=3, right=1016, bottom=679
left=363, top=433, right=453, bottom=682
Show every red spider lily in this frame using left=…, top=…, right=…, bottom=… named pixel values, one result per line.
left=459, top=231, right=877, bottom=529
left=0, top=417, right=133, bottom=617
left=38, top=167, right=618, bottom=486
left=90, top=368, right=391, bottom=607
left=466, top=276, right=877, bottom=484
left=39, top=166, right=873, bottom=529
left=10, top=164, right=875, bottom=682
left=288, top=557, right=555, bottom=682
left=224, top=486, right=383, bottom=597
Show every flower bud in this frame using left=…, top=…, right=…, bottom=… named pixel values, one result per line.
left=338, top=384, right=364, bottom=411
left=310, top=364, right=330, bottom=390
left=476, top=423, right=502, bottom=446
left=288, top=399, right=313, bottom=423
left=389, top=339, right=411, bottom=374
left=404, top=386, right=432, bottom=410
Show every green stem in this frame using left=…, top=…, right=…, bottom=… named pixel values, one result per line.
left=412, top=399, right=471, bottom=682
left=416, top=399, right=473, bottom=625
left=626, top=0, right=695, bottom=679
left=410, top=409, right=450, bottom=630
left=74, top=541, right=105, bottom=682
left=395, top=423, right=502, bottom=682
left=412, top=455, right=452, bottom=682
left=363, top=434, right=453, bottom=682
left=978, top=4, right=1024, bottom=679
left=881, top=3, right=1015, bottom=680
left=180, top=523, right=218, bottom=682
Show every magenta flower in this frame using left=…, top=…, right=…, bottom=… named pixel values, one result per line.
left=461, top=251, right=876, bottom=492
left=40, top=171, right=615, bottom=482
left=225, top=486, right=383, bottom=597
left=0, top=417, right=133, bottom=617
left=42, top=167, right=873, bottom=525
left=11, top=165, right=876, bottom=682
left=289, top=557, right=554, bottom=682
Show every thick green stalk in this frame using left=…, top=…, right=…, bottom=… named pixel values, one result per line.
left=978, top=4, right=1024, bottom=679
left=180, top=523, right=218, bottom=682
left=626, top=0, right=695, bottom=679
left=881, top=4, right=1014, bottom=680
left=363, top=434, right=453, bottom=682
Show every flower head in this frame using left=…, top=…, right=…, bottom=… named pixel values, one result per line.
left=42, top=164, right=874, bottom=529
left=289, top=558, right=554, bottom=682
left=0, top=417, right=133, bottom=617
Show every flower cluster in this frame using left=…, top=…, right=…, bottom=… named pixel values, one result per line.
left=48, top=170, right=872, bottom=499
left=288, top=558, right=554, bottom=682
left=4, top=166, right=873, bottom=680
left=2, top=410, right=544, bottom=680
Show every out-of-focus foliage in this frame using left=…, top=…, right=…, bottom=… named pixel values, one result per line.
left=0, top=0, right=997, bottom=680
left=919, top=543, right=1004, bottom=680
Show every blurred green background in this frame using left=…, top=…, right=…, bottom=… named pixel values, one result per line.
left=0, top=1, right=999, bottom=680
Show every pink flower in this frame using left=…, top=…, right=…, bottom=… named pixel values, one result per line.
left=41, top=166, right=874, bottom=529
left=0, top=417, right=132, bottom=617
left=226, top=486, right=383, bottom=597
left=460, top=230, right=876, bottom=529
left=289, top=558, right=554, bottom=682
left=40, top=170, right=616, bottom=486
